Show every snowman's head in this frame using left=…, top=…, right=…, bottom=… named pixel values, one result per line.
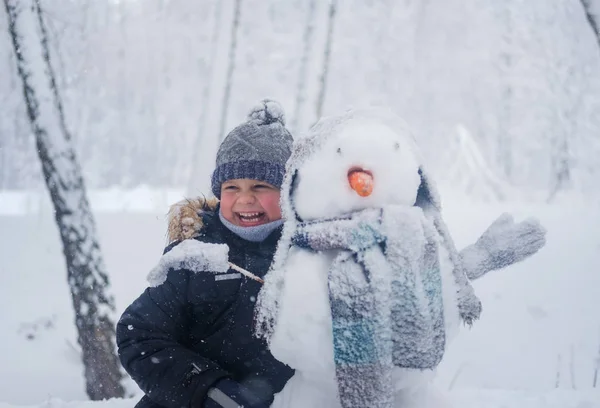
left=255, top=108, right=441, bottom=343
left=291, top=118, right=421, bottom=221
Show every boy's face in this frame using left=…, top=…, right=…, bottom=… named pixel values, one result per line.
left=220, top=178, right=282, bottom=227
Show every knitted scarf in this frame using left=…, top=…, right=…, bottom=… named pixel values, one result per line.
left=292, top=206, right=445, bottom=408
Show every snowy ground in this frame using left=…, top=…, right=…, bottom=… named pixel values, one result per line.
left=1, top=389, right=599, bottom=408
left=1, top=188, right=599, bottom=406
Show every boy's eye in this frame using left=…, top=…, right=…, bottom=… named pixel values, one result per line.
left=223, top=185, right=238, bottom=190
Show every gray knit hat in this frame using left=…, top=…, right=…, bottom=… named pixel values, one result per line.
left=211, top=99, right=294, bottom=198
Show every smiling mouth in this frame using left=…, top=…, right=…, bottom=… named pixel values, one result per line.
left=236, top=212, right=267, bottom=225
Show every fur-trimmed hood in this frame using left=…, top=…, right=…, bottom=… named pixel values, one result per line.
left=166, top=197, right=219, bottom=243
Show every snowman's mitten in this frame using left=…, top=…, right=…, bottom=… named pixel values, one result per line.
left=292, top=208, right=385, bottom=252
left=460, top=213, right=547, bottom=280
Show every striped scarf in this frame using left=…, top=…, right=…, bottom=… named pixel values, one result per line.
left=293, top=206, right=445, bottom=408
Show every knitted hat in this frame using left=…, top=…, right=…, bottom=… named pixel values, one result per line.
left=211, top=99, right=294, bottom=198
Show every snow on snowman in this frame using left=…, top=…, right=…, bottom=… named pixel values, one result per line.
left=247, top=107, right=547, bottom=408
left=163, top=105, right=546, bottom=408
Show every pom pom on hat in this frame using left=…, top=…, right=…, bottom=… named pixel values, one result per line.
left=247, top=99, right=286, bottom=126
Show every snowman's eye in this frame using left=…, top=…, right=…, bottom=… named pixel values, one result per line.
left=336, top=147, right=342, bottom=155
left=394, top=142, right=400, bottom=151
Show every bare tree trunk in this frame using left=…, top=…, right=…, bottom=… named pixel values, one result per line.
left=218, top=0, right=242, bottom=141
left=0, top=128, right=7, bottom=189
left=593, top=327, right=600, bottom=387
left=547, top=133, right=571, bottom=203
left=291, top=0, right=316, bottom=133
left=570, top=344, right=577, bottom=389
left=117, top=1, right=133, bottom=187
left=497, top=3, right=514, bottom=182
left=3, top=0, right=125, bottom=400
left=581, top=0, right=600, bottom=50
left=187, top=0, right=223, bottom=193
left=556, top=354, right=562, bottom=388
left=315, top=0, right=337, bottom=120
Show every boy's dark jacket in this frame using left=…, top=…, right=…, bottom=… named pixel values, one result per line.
left=116, top=206, right=294, bottom=408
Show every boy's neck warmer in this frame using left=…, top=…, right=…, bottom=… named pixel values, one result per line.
left=219, top=211, right=284, bottom=243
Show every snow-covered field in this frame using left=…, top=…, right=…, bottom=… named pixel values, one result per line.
left=1, top=389, right=599, bottom=408
left=1, top=189, right=599, bottom=407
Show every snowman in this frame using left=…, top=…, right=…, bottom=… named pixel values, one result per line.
left=253, top=108, right=543, bottom=408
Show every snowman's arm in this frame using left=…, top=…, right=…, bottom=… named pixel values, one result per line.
left=458, top=213, right=547, bottom=280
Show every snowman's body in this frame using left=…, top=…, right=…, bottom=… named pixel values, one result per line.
left=270, top=229, right=461, bottom=408
left=257, top=110, right=479, bottom=408
left=270, top=248, right=340, bottom=408
left=269, top=248, right=337, bottom=378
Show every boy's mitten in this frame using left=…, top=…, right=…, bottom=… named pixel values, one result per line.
left=460, top=213, right=547, bottom=280
left=204, top=378, right=272, bottom=408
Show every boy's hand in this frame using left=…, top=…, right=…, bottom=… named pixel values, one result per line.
left=204, top=378, right=272, bottom=408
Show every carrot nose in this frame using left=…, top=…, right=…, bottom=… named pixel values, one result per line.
left=348, top=169, right=374, bottom=197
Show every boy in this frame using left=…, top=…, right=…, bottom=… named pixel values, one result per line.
left=117, top=100, right=294, bottom=408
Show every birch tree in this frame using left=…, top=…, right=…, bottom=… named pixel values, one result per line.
left=291, top=0, right=316, bottom=134
left=581, top=0, right=600, bottom=49
left=219, top=0, right=242, bottom=141
left=495, top=2, right=515, bottom=182
left=3, top=0, right=124, bottom=399
left=315, top=0, right=337, bottom=120
left=187, top=0, right=223, bottom=194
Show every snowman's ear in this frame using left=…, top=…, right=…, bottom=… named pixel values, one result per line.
left=415, top=166, right=443, bottom=212
left=287, top=170, right=305, bottom=223
left=414, top=167, right=434, bottom=210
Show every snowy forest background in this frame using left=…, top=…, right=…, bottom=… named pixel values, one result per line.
left=2, top=0, right=600, bottom=200
left=2, top=0, right=600, bottom=407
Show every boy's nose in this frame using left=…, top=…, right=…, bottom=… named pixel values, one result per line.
left=237, top=192, right=256, bottom=204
